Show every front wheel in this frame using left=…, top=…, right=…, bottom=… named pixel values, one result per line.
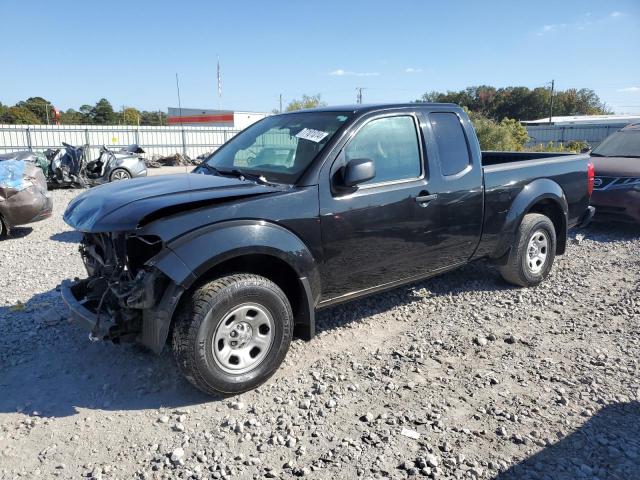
left=172, top=274, right=293, bottom=396
left=499, top=213, right=556, bottom=287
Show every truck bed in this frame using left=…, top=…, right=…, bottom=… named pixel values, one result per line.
left=473, top=151, right=592, bottom=261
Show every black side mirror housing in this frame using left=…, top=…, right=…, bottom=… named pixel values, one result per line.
left=343, top=158, right=375, bottom=187
left=580, top=146, right=591, bottom=154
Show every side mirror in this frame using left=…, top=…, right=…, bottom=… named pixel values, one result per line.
left=343, top=158, right=375, bottom=187
left=580, top=146, right=591, bottom=154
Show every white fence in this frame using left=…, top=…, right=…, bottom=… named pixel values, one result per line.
left=0, top=124, right=242, bottom=160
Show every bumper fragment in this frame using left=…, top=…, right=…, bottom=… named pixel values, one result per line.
left=60, top=279, right=110, bottom=340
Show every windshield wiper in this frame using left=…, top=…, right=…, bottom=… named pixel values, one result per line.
left=199, top=163, right=220, bottom=174
left=589, top=153, right=605, bottom=157
left=216, top=168, right=269, bottom=184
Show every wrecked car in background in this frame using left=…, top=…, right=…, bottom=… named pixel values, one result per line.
left=46, top=143, right=88, bottom=188
left=0, top=157, right=52, bottom=236
left=85, top=144, right=148, bottom=183
left=47, top=143, right=148, bottom=187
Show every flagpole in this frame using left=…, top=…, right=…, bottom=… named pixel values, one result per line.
left=217, top=55, right=221, bottom=110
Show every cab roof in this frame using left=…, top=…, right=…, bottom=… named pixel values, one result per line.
left=282, top=103, right=460, bottom=115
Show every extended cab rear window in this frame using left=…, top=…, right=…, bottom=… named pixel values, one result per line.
left=429, top=112, right=471, bottom=176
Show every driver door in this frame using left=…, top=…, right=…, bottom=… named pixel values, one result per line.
left=318, top=112, right=446, bottom=302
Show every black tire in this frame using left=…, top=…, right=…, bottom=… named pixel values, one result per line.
left=109, top=168, right=131, bottom=182
left=172, top=274, right=293, bottom=396
left=499, top=213, right=556, bottom=287
left=0, top=216, right=6, bottom=238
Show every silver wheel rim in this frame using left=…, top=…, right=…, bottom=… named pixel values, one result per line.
left=211, top=303, right=274, bottom=374
left=112, top=170, right=130, bottom=181
left=526, top=229, right=549, bottom=274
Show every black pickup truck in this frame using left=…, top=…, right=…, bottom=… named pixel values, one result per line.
left=61, top=104, right=595, bottom=395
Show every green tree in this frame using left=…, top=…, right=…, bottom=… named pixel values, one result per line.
left=15, top=96, right=52, bottom=123
left=417, top=85, right=611, bottom=121
left=60, top=108, right=88, bottom=125
left=0, top=106, right=41, bottom=124
left=91, top=98, right=117, bottom=124
left=139, top=110, right=167, bottom=126
left=285, top=94, right=327, bottom=112
left=466, top=109, right=528, bottom=151
left=122, top=107, right=141, bottom=125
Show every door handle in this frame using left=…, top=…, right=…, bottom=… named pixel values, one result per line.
left=415, top=192, right=438, bottom=204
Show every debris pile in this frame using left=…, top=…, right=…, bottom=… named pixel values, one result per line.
left=145, top=153, right=195, bottom=168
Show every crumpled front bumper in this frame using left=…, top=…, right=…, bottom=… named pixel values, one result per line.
left=60, top=279, right=111, bottom=340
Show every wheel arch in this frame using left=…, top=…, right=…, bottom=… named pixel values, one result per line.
left=191, top=252, right=315, bottom=341
left=148, top=220, right=320, bottom=352
left=492, top=178, right=568, bottom=262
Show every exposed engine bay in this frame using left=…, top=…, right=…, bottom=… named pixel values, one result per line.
left=71, top=231, right=167, bottom=343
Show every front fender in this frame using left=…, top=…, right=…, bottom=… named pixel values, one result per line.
left=153, top=219, right=321, bottom=299
left=142, top=220, right=321, bottom=351
left=493, top=178, right=568, bottom=259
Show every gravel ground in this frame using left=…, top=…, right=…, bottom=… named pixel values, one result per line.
left=1, top=189, right=639, bottom=480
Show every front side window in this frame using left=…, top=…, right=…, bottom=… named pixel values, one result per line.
left=344, top=115, right=421, bottom=184
left=429, top=112, right=471, bottom=176
left=204, top=112, right=352, bottom=183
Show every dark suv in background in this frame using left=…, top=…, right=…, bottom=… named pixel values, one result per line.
left=590, top=123, right=640, bottom=224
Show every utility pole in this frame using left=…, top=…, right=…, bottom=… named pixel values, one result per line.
left=176, top=73, right=187, bottom=157
left=548, top=79, right=555, bottom=124
left=356, top=87, right=365, bottom=104
left=175, top=73, right=183, bottom=118
left=279, top=94, right=283, bottom=113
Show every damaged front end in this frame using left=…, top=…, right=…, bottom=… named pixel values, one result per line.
left=61, top=231, right=183, bottom=352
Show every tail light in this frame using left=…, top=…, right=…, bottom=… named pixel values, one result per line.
left=587, top=161, right=595, bottom=196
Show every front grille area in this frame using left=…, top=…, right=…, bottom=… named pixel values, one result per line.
left=593, top=176, right=640, bottom=191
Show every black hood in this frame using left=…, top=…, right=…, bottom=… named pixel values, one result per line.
left=64, top=173, right=283, bottom=232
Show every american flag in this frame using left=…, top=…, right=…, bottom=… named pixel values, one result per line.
left=217, top=56, right=222, bottom=98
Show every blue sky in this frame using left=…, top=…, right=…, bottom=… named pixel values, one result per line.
left=1, top=0, right=639, bottom=116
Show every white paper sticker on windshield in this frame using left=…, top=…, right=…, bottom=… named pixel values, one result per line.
left=295, top=128, right=329, bottom=143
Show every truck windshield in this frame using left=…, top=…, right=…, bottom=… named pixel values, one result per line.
left=591, top=130, right=640, bottom=158
left=203, top=112, right=352, bottom=183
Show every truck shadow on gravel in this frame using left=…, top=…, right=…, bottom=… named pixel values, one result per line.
left=315, top=260, right=509, bottom=334
left=0, top=288, right=213, bottom=419
left=0, top=256, right=570, bottom=417
left=495, top=401, right=640, bottom=480
left=0, top=261, right=509, bottom=418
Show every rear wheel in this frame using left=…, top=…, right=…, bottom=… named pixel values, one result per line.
left=172, top=274, right=293, bottom=396
left=499, top=213, right=556, bottom=287
left=0, top=216, right=6, bottom=238
left=109, top=168, right=131, bottom=181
